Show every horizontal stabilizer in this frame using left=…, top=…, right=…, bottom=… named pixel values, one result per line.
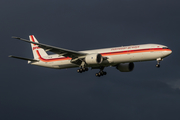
left=12, top=36, right=21, bottom=39
left=9, top=55, right=39, bottom=62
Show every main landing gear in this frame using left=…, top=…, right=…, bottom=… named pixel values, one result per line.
left=77, top=67, right=88, bottom=73
left=156, top=58, right=163, bottom=68
left=77, top=61, right=89, bottom=73
left=95, top=67, right=107, bottom=77
left=95, top=71, right=107, bottom=77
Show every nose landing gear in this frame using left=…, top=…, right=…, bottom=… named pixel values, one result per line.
left=156, top=64, right=160, bottom=68
left=156, top=58, right=163, bottom=68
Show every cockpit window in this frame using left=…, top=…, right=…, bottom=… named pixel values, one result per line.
left=162, top=47, right=169, bottom=49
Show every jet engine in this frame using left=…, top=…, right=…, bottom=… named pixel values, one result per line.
left=85, top=53, right=103, bottom=65
left=116, top=62, right=134, bottom=72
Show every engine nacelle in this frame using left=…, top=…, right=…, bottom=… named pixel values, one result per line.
left=116, top=62, right=134, bottom=72
left=85, top=53, right=103, bottom=65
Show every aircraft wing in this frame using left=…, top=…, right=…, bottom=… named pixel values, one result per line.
left=12, top=37, right=87, bottom=58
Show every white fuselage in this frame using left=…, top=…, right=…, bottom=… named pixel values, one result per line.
left=30, top=44, right=172, bottom=69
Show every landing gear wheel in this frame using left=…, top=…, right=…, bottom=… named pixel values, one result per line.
left=100, top=71, right=104, bottom=76
left=85, top=68, right=89, bottom=71
left=77, top=67, right=89, bottom=73
left=77, top=68, right=83, bottom=73
left=156, top=64, right=160, bottom=68
left=98, top=72, right=102, bottom=76
left=95, top=71, right=107, bottom=77
left=96, top=73, right=100, bottom=77
left=77, top=69, right=80, bottom=73
left=82, top=68, right=86, bottom=71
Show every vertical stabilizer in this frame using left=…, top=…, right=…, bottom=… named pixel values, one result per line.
left=29, top=35, right=48, bottom=59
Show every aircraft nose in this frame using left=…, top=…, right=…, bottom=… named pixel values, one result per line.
left=166, top=49, right=172, bottom=56
left=169, top=49, right=172, bottom=54
left=162, top=49, right=172, bottom=56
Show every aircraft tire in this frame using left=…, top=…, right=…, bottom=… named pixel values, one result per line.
left=96, top=73, right=100, bottom=77
left=85, top=68, right=88, bottom=71
left=156, top=64, right=160, bottom=68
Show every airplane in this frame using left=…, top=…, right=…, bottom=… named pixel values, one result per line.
left=9, top=35, right=172, bottom=77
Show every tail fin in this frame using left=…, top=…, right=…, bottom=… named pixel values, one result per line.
left=29, top=35, right=48, bottom=59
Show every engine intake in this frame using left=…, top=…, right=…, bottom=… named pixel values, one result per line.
left=85, top=53, right=103, bottom=65
left=116, top=62, right=134, bottom=72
